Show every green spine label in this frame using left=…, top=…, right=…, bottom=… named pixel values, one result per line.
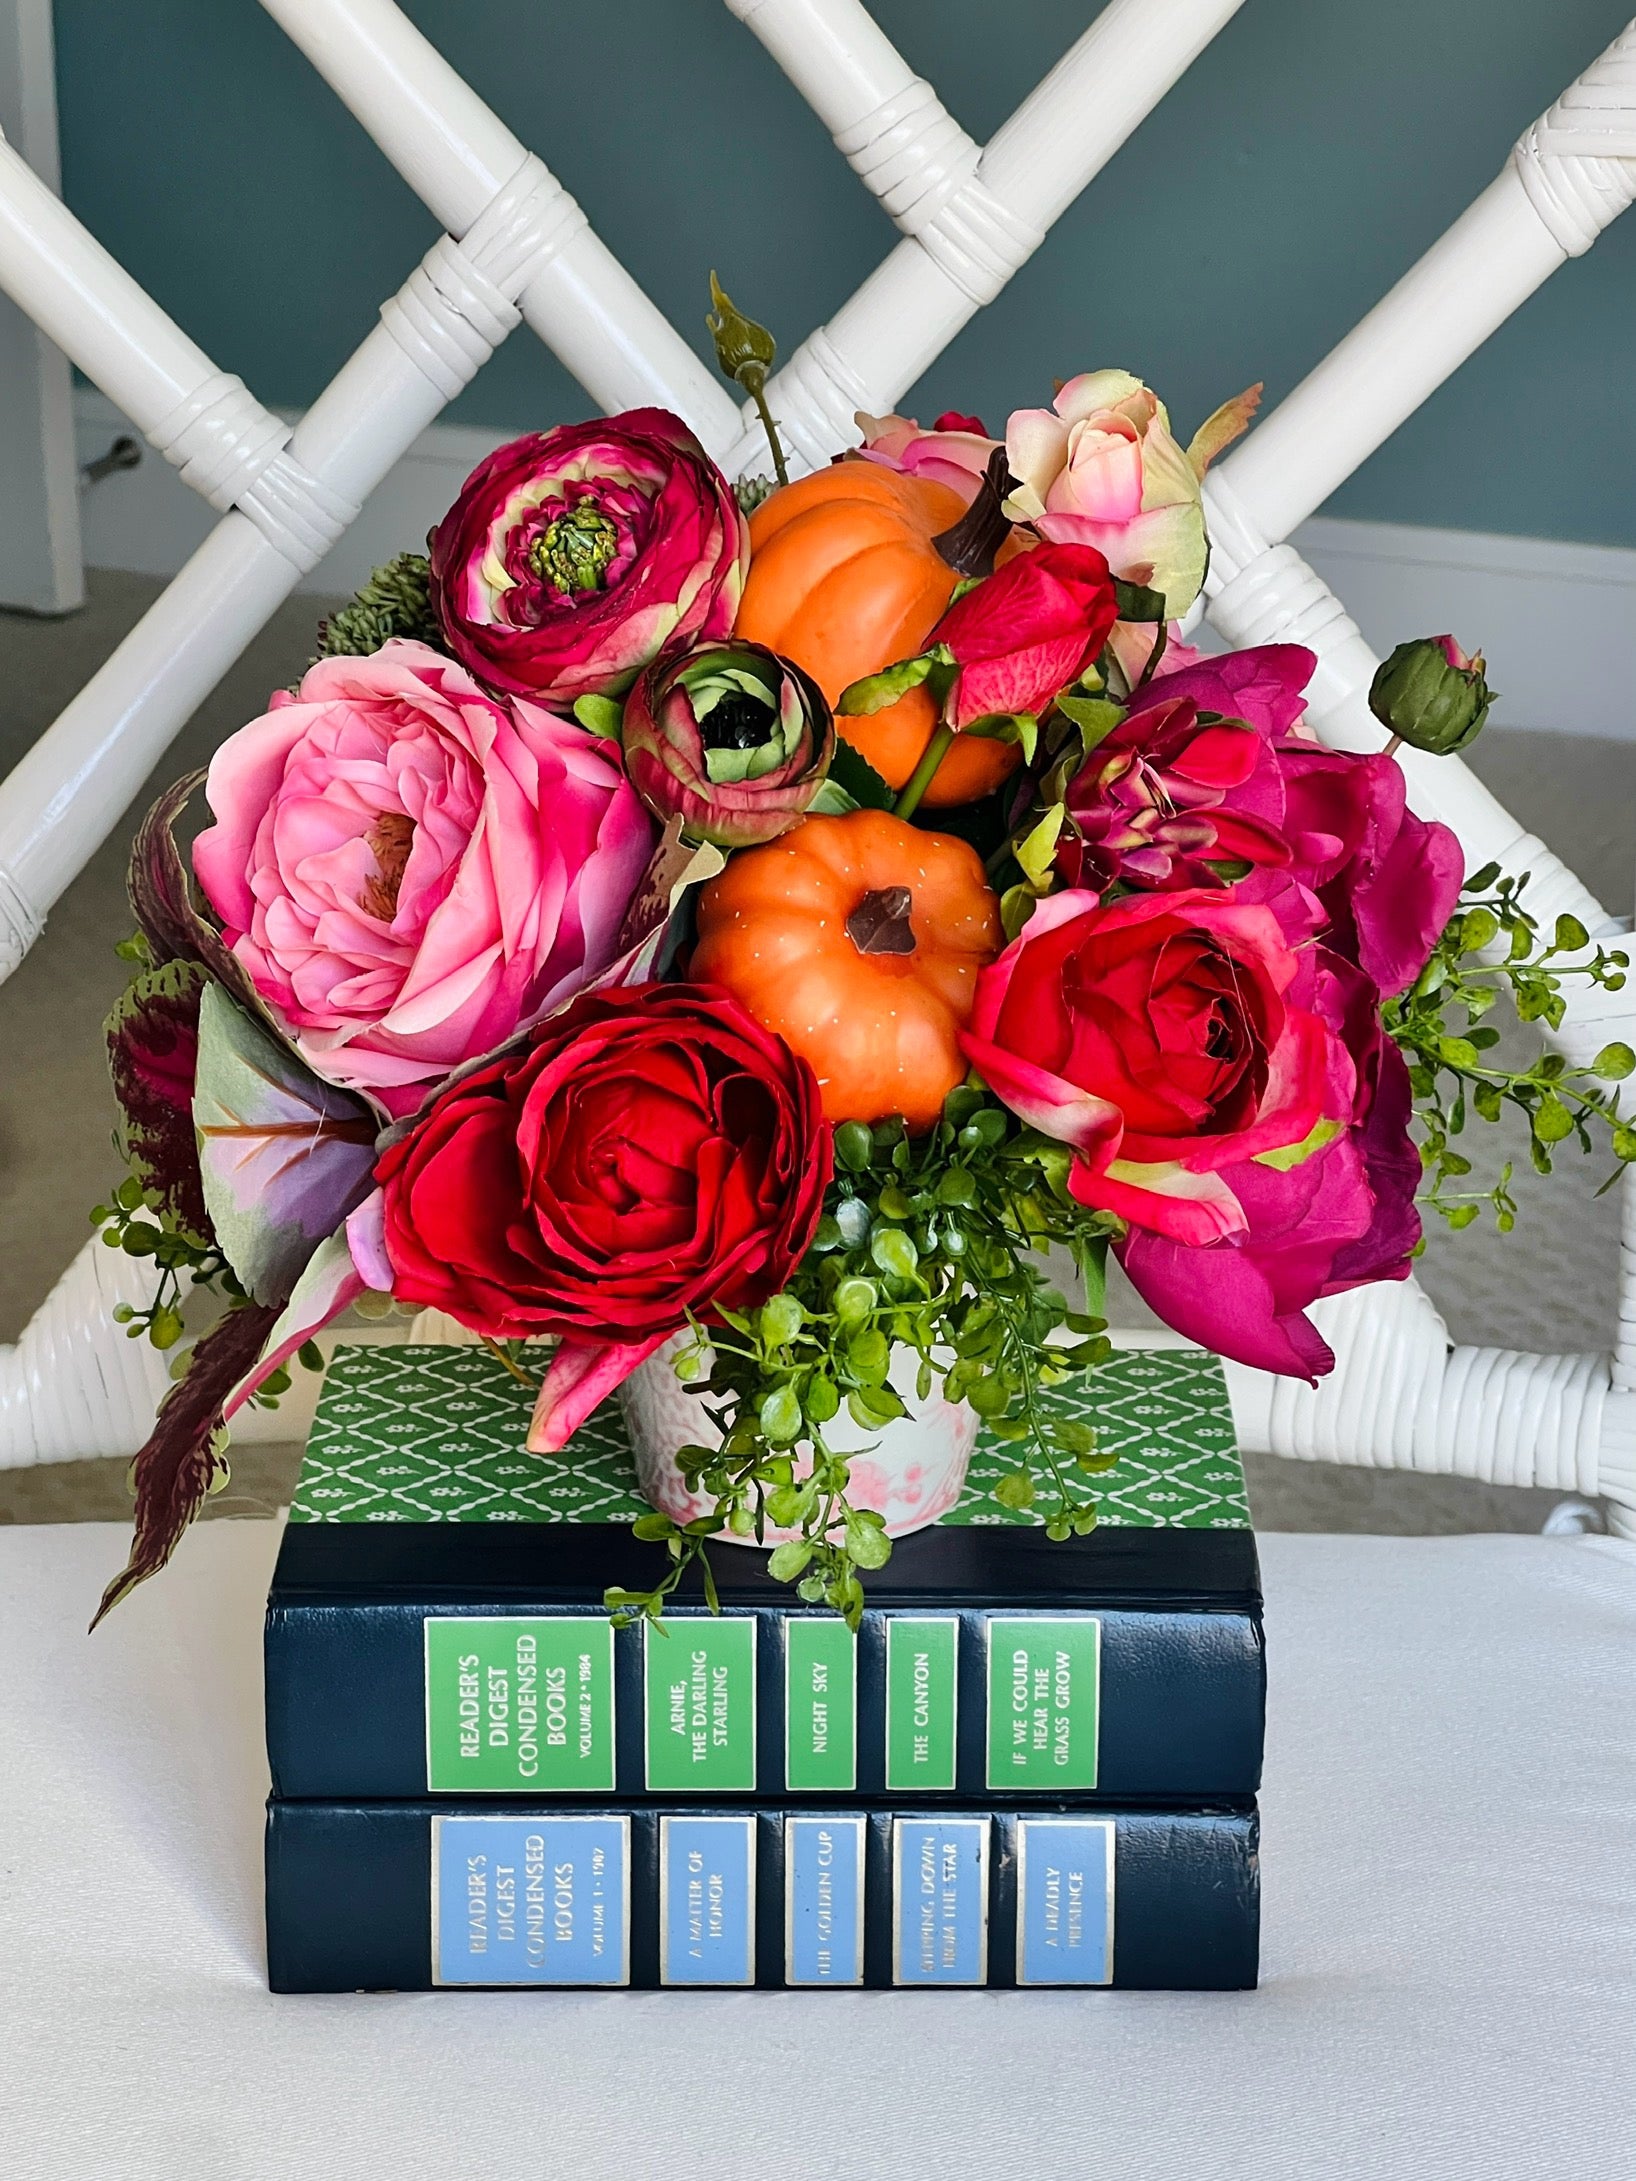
left=784, top=1619, right=857, bottom=1792
left=424, top=1617, right=615, bottom=1794
left=885, top=1618, right=958, bottom=1791
left=644, top=1617, right=757, bottom=1792
left=985, top=1617, right=1101, bottom=1789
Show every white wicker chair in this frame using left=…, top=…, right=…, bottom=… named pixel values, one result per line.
left=0, top=0, right=1631, bottom=1536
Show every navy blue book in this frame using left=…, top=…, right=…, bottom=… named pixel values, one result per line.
left=267, top=1344, right=1263, bottom=1805
left=265, top=1798, right=1259, bottom=1991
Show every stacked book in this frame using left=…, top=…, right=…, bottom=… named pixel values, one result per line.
left=264, top=1342, right=1263, bottom=1991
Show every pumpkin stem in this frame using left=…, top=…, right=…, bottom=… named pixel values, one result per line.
left=846, top=887, right=917, bottom=956
left=932, top=447, right=1013, bottom=577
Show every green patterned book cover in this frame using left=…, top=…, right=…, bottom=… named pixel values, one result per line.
left=290, top=1341, right=1249, bottom=1532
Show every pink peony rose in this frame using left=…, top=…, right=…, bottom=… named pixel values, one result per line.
left=428, top=409, right=748, bottom=705
left=193, top=640, right=654, bottom=1116
left=853, top=409, right=1000, bottom=505
left=1004, top=371, right=1207, bottom=614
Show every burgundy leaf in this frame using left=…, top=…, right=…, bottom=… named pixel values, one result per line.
left=91, top=1300, right=280, bottom=1629
left=105, top=957, right=213, bottom=1243
left=127, top=771, right=263, bottom=1014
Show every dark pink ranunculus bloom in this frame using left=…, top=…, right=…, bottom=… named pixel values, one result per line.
left=1062, top=642, right=1463, bottom=1001
left=428, top=409, right=748, bottom=706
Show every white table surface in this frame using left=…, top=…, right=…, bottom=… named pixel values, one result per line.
left=1, top=1517, right=1632, bottom=2181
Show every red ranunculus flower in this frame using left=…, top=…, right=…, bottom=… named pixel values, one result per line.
left=930, top=541, right=1118, bottom=728
left=374, top=982, right=831, bottom=1446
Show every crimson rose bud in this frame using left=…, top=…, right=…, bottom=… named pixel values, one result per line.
left=374, top=982, right=831, bottom=1345
left=1368, top=634, right=1494, bottom=756
left=929, top=542, right=1119, bottom=728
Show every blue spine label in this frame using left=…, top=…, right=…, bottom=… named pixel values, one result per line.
left=1016, top=1818, right=1115, bottom=1986
left=432, top=1814, right=629, bottom=1986
left=784, top=1817, right=865, bottom=1987
left=659, top=1816, right=757, bottom=1986
left=892, top=1817, right=990, bottom=1986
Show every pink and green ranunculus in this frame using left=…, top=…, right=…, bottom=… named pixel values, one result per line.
left=428, top=408, right=749, bottom=706
left=621, top=640, right=835, bottom=848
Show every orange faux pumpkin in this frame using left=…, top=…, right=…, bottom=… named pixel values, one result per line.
left=734, top=463, right=1022, bottom=809
left=690, top=808, right=1002, bottom=1131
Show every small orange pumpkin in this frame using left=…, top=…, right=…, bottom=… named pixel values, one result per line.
left=690, top=809, right=1002, bottom=1131
left=734, top=464, right=1021, bottom=808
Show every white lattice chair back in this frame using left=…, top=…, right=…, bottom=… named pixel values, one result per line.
left=0, top=0, right=1631, bottom=1531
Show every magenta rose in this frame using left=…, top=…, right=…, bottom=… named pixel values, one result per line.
left=1119, top=908, right=1423, bottom=1378
left=428, top=408, right=748, bottom=705
left=193, top=640, right=654, bottom=1116
left=963, top=876, right=1423, bottom=1378
left=1062, top=643, right=1463, bottom=1000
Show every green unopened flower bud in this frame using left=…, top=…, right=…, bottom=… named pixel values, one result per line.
left=706, top=271, right=776, bottom=394
left=1368, top=634, right=1495, bottom=756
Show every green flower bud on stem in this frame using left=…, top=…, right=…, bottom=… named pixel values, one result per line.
left=707, top=271, right=788, bottom=487
left=1368, top=634, right=1495, bottom=757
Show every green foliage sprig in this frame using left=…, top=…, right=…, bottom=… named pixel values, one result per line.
left=607, top=1085, right=1120, bottom=1628
left=1384, top=863, right=1634, bottom=1232
left=314, top=553, right=440, bottom=661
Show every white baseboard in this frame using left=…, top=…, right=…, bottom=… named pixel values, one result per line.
left=73, top=388, right=1636, bottom=742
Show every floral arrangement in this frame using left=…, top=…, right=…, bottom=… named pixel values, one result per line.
left=91, top=283, right=1634, bottom=1627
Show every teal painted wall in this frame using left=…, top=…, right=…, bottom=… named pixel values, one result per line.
left=53, top=0, right=1636, bottom=547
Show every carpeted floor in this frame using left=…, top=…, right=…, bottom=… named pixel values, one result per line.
left=1, top=570, right=1630, bottom=1536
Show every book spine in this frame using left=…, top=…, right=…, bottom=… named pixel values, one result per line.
left=265, top=1602, right=1264, bottom=1802
left=265, top=1799, right=1259, bottom=1992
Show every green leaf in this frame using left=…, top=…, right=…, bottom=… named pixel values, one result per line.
left=837, top=650, right=939, bottom=715
left=824, top=738, right=896, bottom=812
left=832, top=1277, right=876, bottom=1326
left=993, top=1470, right=1035, bottom=1511
left=1533, top=1093, right=1575, bottom=1144
left=869, top=1227, right=919, bottom=1281
left=1014, top=802, right=1065, bottom=888
left=1052, top=691, right=1126, bottom=757
left=805, top=1373, right=840, bottom=1424
left=844, top=1511, right=893, bottom=1568
left=833, top=1121, right=873, bottom=1172
left=846, top=1382, right=907, bottom=1429
left=1553, top=913, right=1589, bottom=954
left=1591, top=1042, right=1635, bottom=1081
left=631, top=1512, right=676, bottom=1541
left=846, top=1328, right=890, bottom=1384
left=572, top=693, right=625, bottom=739
left=1112, top=578, right=1167, bottom=624
left=758, top=1293, right=804, bottom=1348
left=1053, top=1418, right=1098, bottom=1457
left=767, top=1540, right=813, bottom=1582
left=758, top=1383, right=804, bottom=1445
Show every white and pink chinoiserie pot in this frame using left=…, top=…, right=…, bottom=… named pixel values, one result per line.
left=619, top=1336, right=977, bottom=1544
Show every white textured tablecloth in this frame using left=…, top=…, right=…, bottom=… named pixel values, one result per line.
left=1, top=1520, right=1632, bottom=2181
